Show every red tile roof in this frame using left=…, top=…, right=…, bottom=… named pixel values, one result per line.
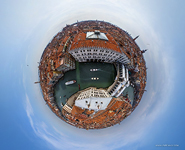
left=70, top=31, right=122, bottom=53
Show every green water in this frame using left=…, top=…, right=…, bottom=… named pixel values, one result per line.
left=54, top=62, right=116, bottom=110
left=122, top=85, right=134, bottom=105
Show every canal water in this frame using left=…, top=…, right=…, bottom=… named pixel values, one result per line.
left=54, top=62, right=116, bottom=110
left=122, top=85, right=134, bottom=105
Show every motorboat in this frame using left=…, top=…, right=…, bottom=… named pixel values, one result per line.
left=65, top=80, right=76, bottom=85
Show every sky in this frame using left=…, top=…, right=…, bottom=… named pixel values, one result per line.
left=0, top=0, right=185, bottom=150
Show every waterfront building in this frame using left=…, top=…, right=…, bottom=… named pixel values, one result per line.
left=68, top=30, right=134, bottom=69
left=75, top=87, right=112, bottom=110
left=56, top=53, right=75, bottom=72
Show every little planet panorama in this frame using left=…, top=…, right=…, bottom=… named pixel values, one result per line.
left=38, top=20, right=147, bottom=130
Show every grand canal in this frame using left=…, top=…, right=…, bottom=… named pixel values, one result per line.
left=54, top=62, right=116, bottom=110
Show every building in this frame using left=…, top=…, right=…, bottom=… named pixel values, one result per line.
left=68, top=30, right=134, bottom=69
left=56, top=53, right=75, bottom=72
left=75, top=87, right=112, bottom=111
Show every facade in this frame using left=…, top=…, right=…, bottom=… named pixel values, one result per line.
left=63, top=103, right=72, bottom=114
left=56, top=53, right=75, bottom=72
left=69, top=47, right=131, bottom=64
left=68, top=30, right=134, bottom=69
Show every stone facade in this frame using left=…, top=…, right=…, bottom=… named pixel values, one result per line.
left=56, top=53, right=75, bottom=72
left=69, top=47, right=131, bottom=65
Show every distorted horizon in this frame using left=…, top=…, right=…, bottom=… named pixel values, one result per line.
left=1, top=0, right=185, bottom=150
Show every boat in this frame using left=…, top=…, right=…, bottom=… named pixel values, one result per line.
left=65, top=80, right=76, bottom=85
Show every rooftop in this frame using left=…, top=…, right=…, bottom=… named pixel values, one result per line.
left=86, top=30, right=108, bottom=41
left=70, top=30, right=122, bottom=53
